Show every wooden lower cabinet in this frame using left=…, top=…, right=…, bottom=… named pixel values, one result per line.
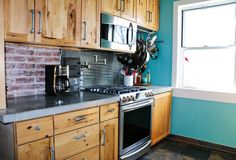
left=100, top=118, right=118, bottom=160
left=66, top=146, right=99, bottom=160
left=55, top=124, right=99, bottom=160
left=17, top=137, right=54, bottom=160
left=151, top=92, right=172, bottom=145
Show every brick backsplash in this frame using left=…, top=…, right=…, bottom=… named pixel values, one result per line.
left=5, top=44, right=61, bottom=98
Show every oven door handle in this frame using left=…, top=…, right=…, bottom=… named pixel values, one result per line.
left=120, top=140, right=151, bottom=160
left=122, top=99, right=154, bottom=112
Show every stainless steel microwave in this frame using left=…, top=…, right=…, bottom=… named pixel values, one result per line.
left=100, top=13, right=137, bottom=52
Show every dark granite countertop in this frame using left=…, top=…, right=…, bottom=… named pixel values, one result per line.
left=0, top=91, right=119, bottom=123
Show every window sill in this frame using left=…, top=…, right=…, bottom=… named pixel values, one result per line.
left=172, top=88, right=236, bottom=104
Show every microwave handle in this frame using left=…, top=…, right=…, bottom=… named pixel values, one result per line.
left=127, top=23, right=134, bottom=49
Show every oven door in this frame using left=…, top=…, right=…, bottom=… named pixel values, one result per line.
left=120, top=99, right=153, bottom=159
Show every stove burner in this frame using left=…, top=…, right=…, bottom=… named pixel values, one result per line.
left=82, top=85, right=147, bottom=95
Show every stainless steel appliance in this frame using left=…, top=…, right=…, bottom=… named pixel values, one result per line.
left=83, top=85, right=154, bottom=160
left=45, top=65, right=70, bottom=95
left=100, top=13, right=137, bottom=52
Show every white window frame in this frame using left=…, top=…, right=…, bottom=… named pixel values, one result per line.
left=172, top=0, right=236, bottom=104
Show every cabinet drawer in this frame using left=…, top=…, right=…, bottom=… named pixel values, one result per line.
left=16, top=117, right=53, bottom=145
left=100, top=103, right=118, bottom=122
left=66, top=146, right=99, bottom=160
left=54, top=107, right=99, bottom=134
left=55, top=124, right=99, bottom=160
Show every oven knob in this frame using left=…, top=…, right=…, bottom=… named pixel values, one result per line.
left=151, top=92, right=154, bottom=96
left=148, top=92, right=152, bottom=97
left=122, top=97, right=126, bottom=103
left=145, top=93, right=148, bottom=97
left=126, top=96, right=131, bottom=101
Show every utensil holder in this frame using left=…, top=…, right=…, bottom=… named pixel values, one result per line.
left=124, top=75, right=133, bottom=86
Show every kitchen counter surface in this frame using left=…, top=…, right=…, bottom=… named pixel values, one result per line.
left=0, top=86, right=172, bottom=124
left=0, top=91, right=119, bottom=124
left=140, top=85, right=173, bottom=95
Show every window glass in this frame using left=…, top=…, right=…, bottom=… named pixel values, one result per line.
left=182, top=48, right=236, bottom=91
left=183, top=4, right=236, bottom=47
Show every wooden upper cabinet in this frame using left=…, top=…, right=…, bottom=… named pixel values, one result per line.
left=81, top=0, right=99, bottom=48
left=101, top=0, right=136, bottom=21
left=120, top=0, right=136, bottom=21
left=4, top=0, right=35, bottom=42
left=101, top=0, right=120, bottom=17
left=136, top=0, right=159, bottom=31
left=17, top=138, right=54, bottom=160
left=136, top=0, right=148, bottom=28
left=36, top=0, right=80, bottom=46
left=100, top=118, right=118, bottom=160
left=148, top=0, right=159, bottom=31
left=151, top=92, right=172, bottom=146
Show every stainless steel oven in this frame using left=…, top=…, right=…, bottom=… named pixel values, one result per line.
left=120, top=98, right=154, bottom=160
left=100, top=13, right=137, bottom=52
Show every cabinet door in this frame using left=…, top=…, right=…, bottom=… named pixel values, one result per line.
left=4, top=0, right=35, bottom=42
left=17, top=138, right=54, bottom=160
left=101, top=0, right=120, bottom=17
left=120, top=0, right=136, bottom=21
left=136, top=0, right=148, bottom=27
left=100, top=118, right=118, bottom=160
left=36, top=0, right=80, bottom=46
left=151, top=92, right=172, bottom=145
left=81, top=0, right=99, bottom=48
left=66, top=146, right=99, bottom=160
left=148, top=0, right=159, bottom=31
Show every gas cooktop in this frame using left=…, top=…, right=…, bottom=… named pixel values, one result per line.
left=82, top=85, right=147, bottom=95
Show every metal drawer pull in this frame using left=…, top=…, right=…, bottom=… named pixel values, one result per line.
left=31, top=9, right=35, bottom=33
left=107, top=108, right=115, bottom=113
left=51, top=146, right=55, bottom=160
left=150, top=12, right=153, bottom=22
left=38, top=11, right=42, bottom=34
left=74, top=115, right=87, bottom=122
left=101, top=129, right=106, bottom=146
left=34, top=125, right=41, bottom=131
left=82, top=21, right=87, bottom=40
left=74, top=134, right=86, bottom=140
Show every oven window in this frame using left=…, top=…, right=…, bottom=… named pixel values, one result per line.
left=123, top=105, right=151, bottom=149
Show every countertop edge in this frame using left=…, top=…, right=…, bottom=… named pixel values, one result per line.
left=1, top=96, right=119, bottom=124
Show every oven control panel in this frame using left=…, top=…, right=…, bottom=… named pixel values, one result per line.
left=120, top=89, right=154, bottom=105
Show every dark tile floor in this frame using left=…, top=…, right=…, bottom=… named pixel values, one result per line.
left=138, top=139, right=236, bottom=160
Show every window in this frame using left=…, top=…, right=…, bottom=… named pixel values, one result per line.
left=173, top=1, right=236, bottom=93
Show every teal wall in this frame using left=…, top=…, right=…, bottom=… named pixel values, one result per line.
left=172, top=97, right=236, bottom=148
left=147, top=0, right=174, bottom=86
left=148, top=0, right=236, bottom=148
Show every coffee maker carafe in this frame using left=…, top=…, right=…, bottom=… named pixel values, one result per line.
left=45, top=65, right=70, bottom=95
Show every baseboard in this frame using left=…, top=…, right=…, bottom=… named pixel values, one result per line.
left=167, top=134, right=236, bottom=155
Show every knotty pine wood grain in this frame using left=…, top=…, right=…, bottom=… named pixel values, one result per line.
left=0, top=0, right=6, bottom=109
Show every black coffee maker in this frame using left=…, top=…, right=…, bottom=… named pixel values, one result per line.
left=45, top=65, right=70, bottom=95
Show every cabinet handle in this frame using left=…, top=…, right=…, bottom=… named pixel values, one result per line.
left=101, top=129, right=106, bottom=146
left=146, top=11, right=150, bottom=22
left=107, top=108, right=115, bottom=113
left=74, top=134, right=86, bottom=141
left=74, top=115, right=87, bottom=122
left=34, top=125, right=41, bottom=131
left=31, top=9, right=35, bottom=33
left=82, top=21, right=87, bottom=40
left=150, top=11, right=153, bottom=22
left=122, top=0, right=125, bottom=12
left=51, top=145, right=55, bottom=160
left=38, top=11, right=42, bottom=34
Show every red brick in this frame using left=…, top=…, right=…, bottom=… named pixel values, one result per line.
left=25, top=84, right=45, bottom=90
left=15, top=77, right=34, bottom=84
left=36, top=77, right=45, bottom=83
left=45, top=57, right=60, bottom=63
left=5, top=56, right=27, bottom=62
left=27, top=57, right=45, bottom=63
left=35, top=50, right=53, bottom=56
